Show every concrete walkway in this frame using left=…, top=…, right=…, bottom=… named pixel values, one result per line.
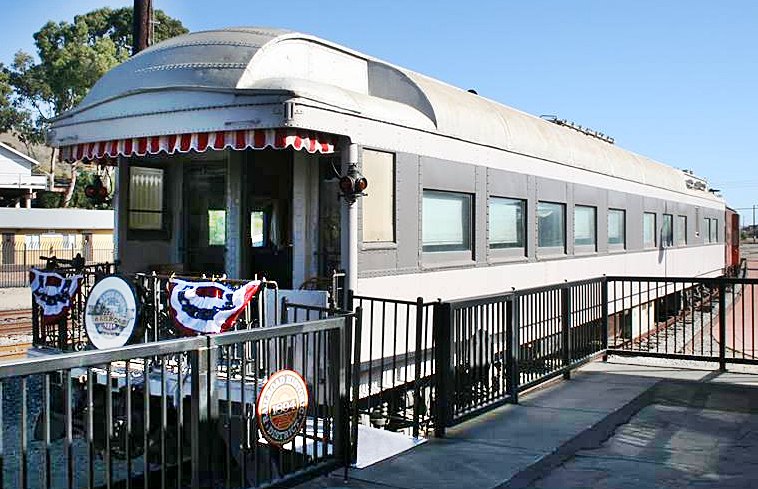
left=296, top=359, right=758, bottom=489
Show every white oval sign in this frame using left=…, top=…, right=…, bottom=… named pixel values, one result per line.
left=85, top=275, right=139, bottom=349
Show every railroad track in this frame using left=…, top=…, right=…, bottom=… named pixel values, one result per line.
left=0, top=308, right=32, bottom=336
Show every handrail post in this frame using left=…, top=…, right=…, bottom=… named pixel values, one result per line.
left=433, top=301, right=452, bottom=438
left=561, top=285, right=571, bottom=380
left=350, top=306, right=362, bottom=465
left=412, top=297, right=424, bottom=438
left=507, top=294, right=520, bottom=404
left=602, top=276, right=609, bottom=361
left=190, top=340, right=217, bottom=488
left=333, top=315, right=350, bottom=479
left=718, top=282, right=727, bottom=371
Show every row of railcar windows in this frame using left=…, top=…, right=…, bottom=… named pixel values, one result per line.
left=418, top=190, right=718, bottom=254
left=359, top=150, right=720, bottom=254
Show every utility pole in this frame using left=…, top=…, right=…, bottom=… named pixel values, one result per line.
left=132, top=0, right=153, bottom=55
left=753, top=204, right=756, bottom=243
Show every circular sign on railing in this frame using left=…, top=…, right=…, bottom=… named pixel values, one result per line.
left=256, top=369, right=309, bottom=446
left=84, top=275, right=140, bottom=349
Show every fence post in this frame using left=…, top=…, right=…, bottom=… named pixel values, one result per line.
left=350, top=306, right=362, bottom=465
left=602, top=277, right=609, bottom=361
left=718, top=282, right=727, bottom=371
left=332, top=315, right=350, bottom=479
left=433, top=301, right=452, bottom=438
left=190, top=339, right=217, bottom=488
left=507, top=294, right=520, bottom=404
left=412, top=297, right=424, bottom=438
left=57, top=316, right=67, bottom=351
left=561, top=285, right=571, bottom=380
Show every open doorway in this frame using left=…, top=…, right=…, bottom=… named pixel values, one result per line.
left=183, top=162, right=226, bottom=274
left=244, top=150, right=293, bottom=288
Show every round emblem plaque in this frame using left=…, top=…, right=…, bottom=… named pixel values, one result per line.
left=84, top=275, right=139, bottom=349
left=256, top=369, right=309, bottom=446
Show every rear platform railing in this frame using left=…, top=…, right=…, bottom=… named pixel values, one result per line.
left=2, top=314, right=356, bottom=489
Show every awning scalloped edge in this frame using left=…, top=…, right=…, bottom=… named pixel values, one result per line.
left=59, top=128, right=336, bottom=163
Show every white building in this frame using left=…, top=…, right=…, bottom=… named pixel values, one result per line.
left=0, top=142, right=50, bottom=208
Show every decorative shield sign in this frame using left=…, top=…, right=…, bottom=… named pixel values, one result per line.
left=84, top=275, right=139, bottom=349
left=256, top=370, right=309, bottom=446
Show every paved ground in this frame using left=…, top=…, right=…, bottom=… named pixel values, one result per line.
left=296, top=359, right=758, bottom=489
left=0, top=286, right=30, bottom=310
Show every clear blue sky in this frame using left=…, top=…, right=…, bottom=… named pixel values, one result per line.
left=2, top=1, right=757, bottom=219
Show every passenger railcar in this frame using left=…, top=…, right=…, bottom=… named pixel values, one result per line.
left=47, top=27, right=728, bottom=303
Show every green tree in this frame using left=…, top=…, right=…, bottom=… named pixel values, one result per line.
left=8, top=7, right=187, bottom=206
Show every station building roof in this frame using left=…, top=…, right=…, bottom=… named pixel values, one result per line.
left=0, top=208, right=114, bottom=231
left=50, top=27, right=720, bottom=202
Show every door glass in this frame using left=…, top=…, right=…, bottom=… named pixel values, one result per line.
left=250, top=210, right=266, bottom=247
left=208, top=210, right=226, bottom=246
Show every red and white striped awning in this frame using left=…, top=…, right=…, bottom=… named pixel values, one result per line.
left=59, top=129, right=336, bottom=163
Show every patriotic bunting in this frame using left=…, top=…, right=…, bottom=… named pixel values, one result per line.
left=29, top=269, right=83, bottom=325
left=59, top=128, right=336, bottom=163
left=168, top=278, right=261, bottom=335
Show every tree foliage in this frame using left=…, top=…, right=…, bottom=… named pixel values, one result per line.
left=12, top=7, right=187, bottom=118
left=3, top=7, right=187, bottom=206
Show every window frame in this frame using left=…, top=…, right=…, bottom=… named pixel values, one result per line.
left=573, top=205, right=597, bottom=253
left=537, top=201, right=566, bottom=257
left=488, top=196, right=526, bottom=259
left=421, top=189, right=475, bottom=265
left=643, top=212, right=657, bottom=249
left=361, top=149, right=396, bottom=246
left=607, top=208, right=626, bottom=251
left=674, top=215, right=687, bottom=247
left=127, top=163, right=171, bottom=241
left=709, top=218, right=718, bottom=243
left=662, top=213, right=674, bottom=248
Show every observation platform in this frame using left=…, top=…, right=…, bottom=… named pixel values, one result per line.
left=296, top=359, right=758, bottom=489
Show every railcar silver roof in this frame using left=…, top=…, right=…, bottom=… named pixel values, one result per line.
left=52, top=27, right=719, bottom=202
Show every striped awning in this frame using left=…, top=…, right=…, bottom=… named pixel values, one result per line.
left=59, top=129, right=336, bottom=163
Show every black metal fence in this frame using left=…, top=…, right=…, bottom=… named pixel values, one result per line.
left=432, top=278, right=607, bottom=436
left=349, top=295, right=436, bottom=439
left=607, top=275, right=758, bottom=368
left=1, top=315, right=355, bottom=489
left=32, top=263, right=117, bottom=351
left=1, top=246, right=114, bottom=288
left=33, top=271, right=280, bottom=352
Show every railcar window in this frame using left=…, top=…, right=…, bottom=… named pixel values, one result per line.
left=643, top=212, right=656, bottom=248
left=489, top=197, right=525, bottom=249
left=574, top=205, right=597, bottom=248
left=662, top=214, right=674, bottom=247
left=537, top=202, right=566, bottom=250
left=608, top=209, right=626, bottom=248
left=675, top=215, right=687, bottom=246
left=128, top=166, right=164, bottom=231
left=709, top=218, right=718, bottom=243
left=422, top=190, right=472, bottom=252
left=361, top=149, right=395, bottom=243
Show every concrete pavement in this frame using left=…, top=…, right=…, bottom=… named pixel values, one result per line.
left=295, top=359, right=758, bottom=489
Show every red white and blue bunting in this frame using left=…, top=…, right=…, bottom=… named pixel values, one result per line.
left=29, top=269, right=83, bottom=325
left=59, top=129, right=336, bottom=163
left=168, top=278, right=261, bottom=335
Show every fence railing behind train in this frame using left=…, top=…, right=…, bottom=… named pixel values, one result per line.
left=0, top=244, right=114, bottom=288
